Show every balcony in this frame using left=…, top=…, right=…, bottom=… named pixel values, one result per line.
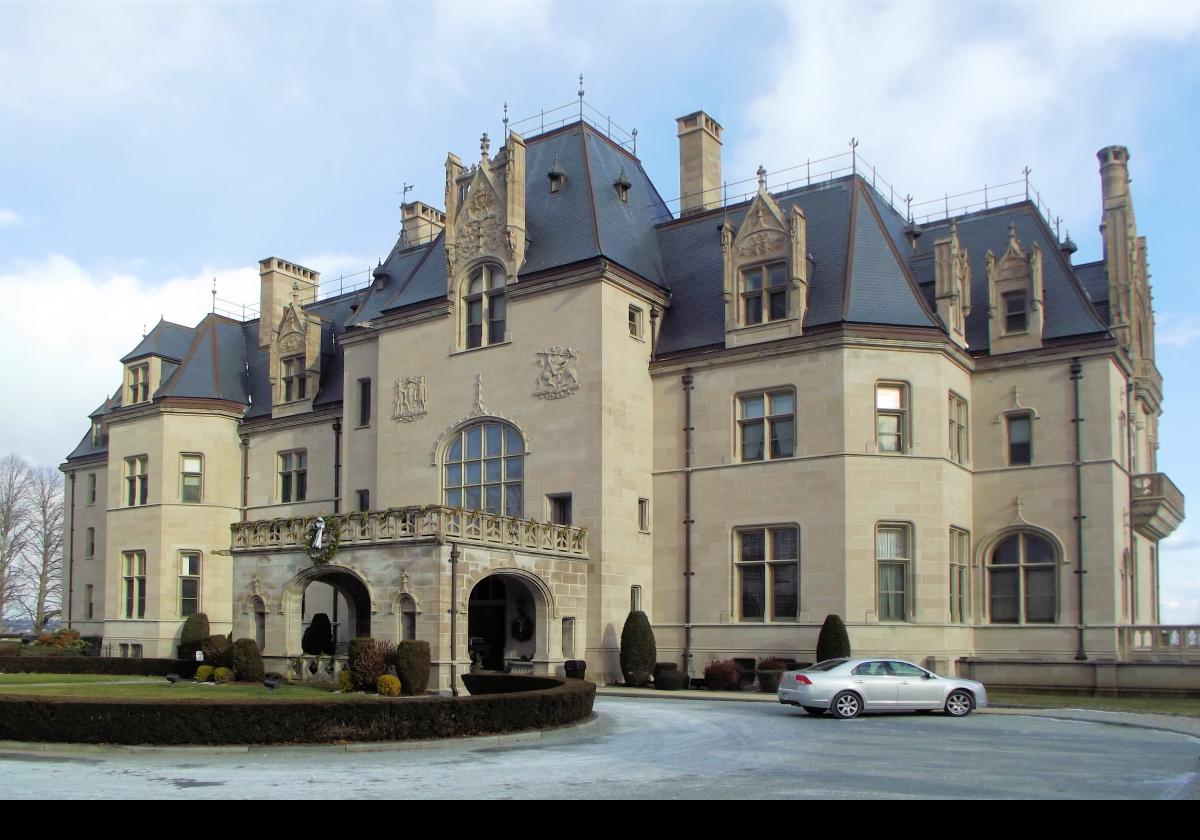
left=1120, top=625, right=1200, bottom=661
left=230, top=505, right=588, bottom=559
left=1130, top=473, right=1185, bottom=541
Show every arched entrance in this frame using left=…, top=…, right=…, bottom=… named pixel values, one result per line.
left=286, top=566, right=373, bottom=656
left=467, top=571, right=548, bottom=671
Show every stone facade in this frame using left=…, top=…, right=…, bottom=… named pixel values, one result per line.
left=61, top=109, right=1184, bottom=688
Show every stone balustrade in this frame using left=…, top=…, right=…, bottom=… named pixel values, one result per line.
left=231, top=505, right=588, bottom=559
left=1121, top=625, right=1200, bottom=660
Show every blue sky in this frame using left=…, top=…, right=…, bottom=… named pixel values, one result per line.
left=1, top=1, right=1197, bottom=621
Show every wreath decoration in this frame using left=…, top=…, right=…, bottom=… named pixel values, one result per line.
left=305, top=515, right=341, bottom=565
left=510, top=597, right=534, bottom=643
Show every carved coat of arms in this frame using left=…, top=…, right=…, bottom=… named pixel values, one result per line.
left=533, top=347, right=580, bottom=400
left=393, top=375, right=429, bottom=422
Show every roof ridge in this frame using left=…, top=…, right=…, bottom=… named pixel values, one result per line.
left=578, top=126, right=603, bottom=256
left=842, top=178, right=860, bottom=321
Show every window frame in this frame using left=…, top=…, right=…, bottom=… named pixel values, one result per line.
left=948, top=391, right=969, bottom=465
left=124, top=455, right=148, bottom=507
left=734, top=525, right=801, bottom=623
left=179, top=551, right=201, bottom=618
left=628, top=305, right=644, bottom=340
left=875, top=382, right=910, bottom=454
left=876, top=523, right=912, bottom=622
left=736, top=388, right=796, bottom=462
left=1006, top=412, right=1033, bottom=466
left=282, top=355, right=307, bottom=403
left=442, top=421, right=524, bottom=517
left=547, top=493, right=573, bottom=526
left=638, top=498, right=651, bottom=533
left=1003, top=290, right=1028, bottom=334
left=987, top=531, right=1058, bottom=625
left=357, top=489, right=370, bottom=512
left=128, top=363, right=150, bottom=404
left=86, top=527, right=95, bottom=560
left=122, top=550, right=147, bottom=619
left=949, top=527, right=970, bottom=624
left=278, top=449, right=308, bottom=504
left=87, top=472, right=97, bottom=506
left=739, top=261, right=788, bottom=326
left=358, top=377, right=372, bottom=428
left=463, top=263, right=507, bottom=350
left=180, top=453, right=203, bottom=504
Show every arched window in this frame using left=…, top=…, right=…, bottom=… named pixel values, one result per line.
left=399, top=594, right=418, bottom=641
left=444, top=421, right=523, bottom=516
left=465, top=264, right=506, bottom=349
left=988, top=532, right=1057, bottom=623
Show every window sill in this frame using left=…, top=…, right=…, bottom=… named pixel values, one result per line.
left=451, top=339, right=512, bottom=357
left=737, top=454, right=797, bottom=465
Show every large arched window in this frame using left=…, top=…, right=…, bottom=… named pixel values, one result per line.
left=988, top=531, right=1057, bottom=623
left=465, top=264, right=506, bottom=349
left=444, top=421, right=523, bottom=516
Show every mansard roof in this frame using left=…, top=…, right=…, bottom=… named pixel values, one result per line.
left=120, top=318, right=196, bottom=363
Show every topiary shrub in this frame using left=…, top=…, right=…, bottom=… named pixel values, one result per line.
left=757, top=657, right=788, bottom=672
left=393, top=640, right=431, bottom=696
left=213, top=667, right=234, bottom=684
left=376, top=675, right=402, bottom=697
left=336, top=669, right=354, bottom=692
left=195, top=665, right=215, bottom=682
left=816, top=614, right=852, bottom=662
left=230, top=639, right=264, bottom=682
left=703, top=659, right=742, bottom=691
left=348, top=638, right=394, bottom=692
left=302, top=613, right=335, bottom=656
left=178, top=613, right=210, bottom=660
left=619, top=610, right=656, bottom=687
left=201, top=634, right=232, bottom=668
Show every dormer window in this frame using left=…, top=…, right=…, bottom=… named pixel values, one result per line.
left=741, top=262, right=788, bottom=325
left=614, top=168, right=632, bottom=203
left=282, top=356, right=306, bottom=402
left=128, top=363, right=149, bottom=404
left=1003, top=291, right=1028, bottom=334
left=465, top=264, right=506, bottom=349
left=548, top=158, right=566, bottom=194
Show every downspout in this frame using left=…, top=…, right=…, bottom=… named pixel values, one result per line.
left=682, top=370, right=695, bottom=678
left=66, top=471, right=76, bottom=629
left=1071, top=358, right=1087, bottom=661
left=332, top=420, right=343, bottom=514
left=448, top=542, right=460, bottom=696
left=1125, top=380, right=1137, bottom=626
left=239, top=436, right=249, bottom=522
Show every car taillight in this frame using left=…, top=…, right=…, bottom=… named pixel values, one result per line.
left=794, top=674, right=812, bottom=685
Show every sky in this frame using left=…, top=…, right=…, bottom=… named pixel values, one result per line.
left=1, top=0, right=1198, bottom=622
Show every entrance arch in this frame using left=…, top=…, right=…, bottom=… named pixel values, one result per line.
left=282, top=566, right=373, bottom=656
left=467, top=570, right=552, bottom=671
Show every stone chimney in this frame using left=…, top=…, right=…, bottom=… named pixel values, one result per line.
left=401, top=201, right=446, bottom=248
left=676, top=111, right=723, bottom=214
left=1097, top=145, right=1139, bottom=348
left=258, top=257, right=318, bottom=347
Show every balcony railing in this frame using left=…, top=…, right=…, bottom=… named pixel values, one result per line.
left=231, top=505, right=588, bottom=559
left=1120, top=625, right=1200, bottom=660
left=1130, top=473, right=1185, bottom=541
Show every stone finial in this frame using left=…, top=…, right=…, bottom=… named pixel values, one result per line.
left=757, top=165, right=767, bottom=188
left=291, top=280, right=300, bottom=305
left=1008, top=222, right=1019, bottom=248
left=480, top=131, right=491, bottom=162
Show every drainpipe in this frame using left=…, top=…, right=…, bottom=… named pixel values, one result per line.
left=682, top=370, right=695, bottom=677
left=332, top=420, right=343, bottom=514
left=1071, top=358, right=1088, bottom=661
left=239, top=436, right=249, bottom=522
left=66, top=471, right=76, bottom=629
left=448, top=542, right=460, bottom=696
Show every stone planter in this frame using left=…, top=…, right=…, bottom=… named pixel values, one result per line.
left=757, top=670, right=782, bottom=693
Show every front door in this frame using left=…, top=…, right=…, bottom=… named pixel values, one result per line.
left=468, top=576, right=507, bottom=671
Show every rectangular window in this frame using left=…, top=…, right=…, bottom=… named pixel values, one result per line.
left=124, top=456, right=148, bottom=506
left=876, top=383, right=909, bottom=453
left=736, top=526, right=800, bottom=622
left=86, top=527, right=95, bottom=559
left=180, top=454, right=202, bottom=503
left=279, top=450, right=308, bottom=503
left=85, top=584, right=94, bottom=620
left=876, top=524, right=910, bottom=621
left=466, top=298, right=484, bottom=348
left=740, top=262, right=788, bottom=325
left=948, top=392, right=969, bottom=465
left=630, top=585, right=642, bottom=613
left=87, top=473, right=97, bottom=505
left=180, top=551, right=201, bottom=618
left=548, top=494, right=573, bottom=526
left=1007, top=414, right=1032, bottom=466
left=359, top=378, right=372, bottom=427
left=357, top=489, right=370, bottom=512
left=488, top=293, right=506, bottom=344
left=122, top=551, right=146, bottom=619
left=638, top=498, right=650, bottom=533
left=950, top=528, right=970, bottom=624
left=628, top=305, right=644, bottom=339
left=562, top=617, right=576, bottom=659
left=91, top=421, right=106, bottom=447
left=282, top=356, right=306, bottom=402
left=128, top=363, right=149, bottom=404
left=1004, top=291, right=1028, bottom=333
left=738, top=390, right=795, bottom=461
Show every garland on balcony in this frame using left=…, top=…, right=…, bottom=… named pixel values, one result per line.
left=305, top=515, right=341, bottom=565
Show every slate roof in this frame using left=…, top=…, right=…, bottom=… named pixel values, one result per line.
left=120, top=319, right=196, bottom=363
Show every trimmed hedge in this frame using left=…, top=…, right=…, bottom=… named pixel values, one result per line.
left=393, top=640, right=431, bottom=696
left=0, top=675, right=595, bottom=745
left=0, top=656, right=197, bottom=677
left=619, top=611, right=656, bottom=687
left=178, top=613, right=210, bottom=660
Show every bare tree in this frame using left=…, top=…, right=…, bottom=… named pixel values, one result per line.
left=19, top=467, right=64, bottom=630
left=0, top=455, right=32, bottom=629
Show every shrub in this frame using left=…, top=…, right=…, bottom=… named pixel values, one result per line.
left=34, top=629, right=83, bottom=649
left=816, top=614, right=852, bottom=662
left=757, top=658, right=788, bottom=672
left=376, top=675, right=402, bottom=697
left=349, top=638, right=394, bottom=692
left=230, top=639, right=264, bottom=682
left=336, top=669, right=354, bottom=692
left=213, top=667, right=235, bottom=684
left=703, top=660, right=742, bottom=691
left=201, top=634, right=232, bottom=668
left=619, top=610, right=656, bottom=687
left=195, top=665, right=215, bottom=682
left=393, top=641, right=431, bottom=696
left=654, top=670, right=689, bottom=691
left=0, top=644, right=19, bottom=657
left=178, top=613, right=210, bottom=660
left=302, top=613, right=335, bottom=656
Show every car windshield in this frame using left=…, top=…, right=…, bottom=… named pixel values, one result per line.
left=806, top=659, right=849, bottom=672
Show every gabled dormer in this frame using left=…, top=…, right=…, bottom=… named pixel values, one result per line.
left=986, top=224, right=1044, bottom=355
left=258, top=257, right=323, bottom=416
left=934, top=221, right=971, bottom=348
left=721, top=168, right=808, bottom=349
left=119, top=318, right=195, bottom=407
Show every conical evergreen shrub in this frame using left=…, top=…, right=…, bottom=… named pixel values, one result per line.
left=619, top=610, right=656, bottom=686
left=816, top=614, right=852, bottom=662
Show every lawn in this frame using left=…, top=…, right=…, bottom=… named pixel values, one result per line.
left=0, top=674, right=397, bottom=702
left=990, top=691, right=1200, bottom=718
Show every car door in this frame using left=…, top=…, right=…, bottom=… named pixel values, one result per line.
left=887, top=661, right=944, bottom=709
left=850, top=661, right=898, bottom=709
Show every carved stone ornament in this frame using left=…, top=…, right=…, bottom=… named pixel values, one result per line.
left=737, top=229, right=787, bottom=259
left=456, top=179, right=504, bottom=262
left=279, top=332, right=303, bottom=353
left=533, top=347, right=580, bottom=399
left=392, top=375, right=429, bottom=422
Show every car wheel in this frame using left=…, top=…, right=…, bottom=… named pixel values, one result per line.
left=830, top=691, right=862, bottom=720
left=803, top=706, right=825, bottom=716
left=944, top=690, right=974, bottom=717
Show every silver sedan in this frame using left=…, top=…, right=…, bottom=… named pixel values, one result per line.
left=777, top=658, right=988, bottom=719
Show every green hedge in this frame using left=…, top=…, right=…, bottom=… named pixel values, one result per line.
left=393, top=641, right=431, bottom=696
left=0, top=675, right=595, bottom=746
left=0, top=657, right=197, bottom=677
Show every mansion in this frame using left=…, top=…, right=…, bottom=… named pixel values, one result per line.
left=61, top=107, right=1184, bottom=688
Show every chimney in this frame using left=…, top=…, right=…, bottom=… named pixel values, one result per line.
left=676, top=111, right=723, bottom=214
left=1097, top=145, right=1131, bottom=211
left=258, top=257, right=318, bottom=347
left=401, top=201, right=447, bottom=248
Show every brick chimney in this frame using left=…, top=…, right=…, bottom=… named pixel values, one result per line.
left=676, top=111, right=723, bottom=214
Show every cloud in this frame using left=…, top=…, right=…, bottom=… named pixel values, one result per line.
left=0, top=209, right=21, bottom=227
left=1156, top=313, right=1200, bottom=350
